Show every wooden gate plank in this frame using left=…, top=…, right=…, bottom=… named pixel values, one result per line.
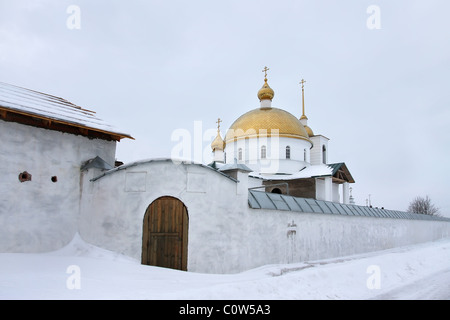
left=142, top=196, right=188, bottom=271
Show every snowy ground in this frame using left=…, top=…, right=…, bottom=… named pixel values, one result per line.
left=0, top=234, right=449, bottom=300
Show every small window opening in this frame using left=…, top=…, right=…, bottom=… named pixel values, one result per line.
left=51, top=176, right=58, bottom=183
left=238, top=148, right=243, bottom=161
left=261, top=145, right=267, bottom=159
left=18, top=171, right=32, bottom=182
left=286, top=146, right=291, bottom=159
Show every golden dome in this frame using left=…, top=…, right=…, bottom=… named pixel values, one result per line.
left=225, top=107, right=312, bottom=143
left=304, top=125, right=314, bottom=137
left=211, top=132, right=225, bottom=151
left=257, top=78, right=275, bottom=102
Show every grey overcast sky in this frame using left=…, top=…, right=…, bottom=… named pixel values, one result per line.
left=1, top=0, right=449, bottom=216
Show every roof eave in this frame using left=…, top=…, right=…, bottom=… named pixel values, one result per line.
left=0, top=106, right=134, bottom=141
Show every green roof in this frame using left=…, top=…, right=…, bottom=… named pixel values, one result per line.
left=248, top=190, right=450, bottom=221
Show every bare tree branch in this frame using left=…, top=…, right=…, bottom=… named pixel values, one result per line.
left=407, top=195, right=440, bottom=216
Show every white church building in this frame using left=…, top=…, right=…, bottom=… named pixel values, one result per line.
left=1, top=75, right=449, bottom=274
left=210, top=71, right=354, bottom=204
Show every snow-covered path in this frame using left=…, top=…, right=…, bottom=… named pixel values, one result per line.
left=0, top=235, right=449, bottom=300
left=371, top=269, right=450, bottom=300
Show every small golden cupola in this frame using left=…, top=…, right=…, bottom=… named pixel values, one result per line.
left=257, top=66, right=275, bottom=108
left=211, top=118, right=225, bottom=152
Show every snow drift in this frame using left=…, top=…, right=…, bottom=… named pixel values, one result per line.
left=0, top=233, right=449, bottom=300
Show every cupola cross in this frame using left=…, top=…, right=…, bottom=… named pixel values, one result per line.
left=216, top=118, right=222, bottom=131
left=262, top=66, right=270, bottom=79
left=300, top=78, right=306, bottom=89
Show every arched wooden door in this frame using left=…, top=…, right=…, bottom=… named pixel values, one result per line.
left=142, top=196, right=188, bottom=271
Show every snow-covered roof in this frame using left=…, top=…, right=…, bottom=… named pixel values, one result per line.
left=81, top=156, right=113, bottom=171
left=0, top=81, right=133, bottom=141
left=90, top=158, right=238, bottom=182
left=219, top=159, right=253, bottom=173
left=249, top=164, right=333, bottom=180
left=249, top=163, right=355, bottom=183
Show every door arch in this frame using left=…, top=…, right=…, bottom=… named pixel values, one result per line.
left=142, top=196, right=188, bottom=271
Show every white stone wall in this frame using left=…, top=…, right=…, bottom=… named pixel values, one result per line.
left=78, top=159, right=450, bottom=274
left=2, top=125, right=449, bottom=275
left=0, top=120, right=116, bottom=252
left=78, top=160, right=249, bottom=273
left=240, top=209, right=450, bottom=271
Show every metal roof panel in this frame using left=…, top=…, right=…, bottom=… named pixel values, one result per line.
left=282, top=196, right=302, bottom=212
left=267, top=193, right=290, bottom=211
left=248, top=190, right=450, bottom=222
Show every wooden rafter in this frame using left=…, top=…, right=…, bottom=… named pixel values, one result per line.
left=0, top=106, right=134, bottom=141
left=331, top=163, right=355, bottom=184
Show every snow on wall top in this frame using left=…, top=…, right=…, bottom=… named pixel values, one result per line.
left=249, top=164, right=333, bottom=180
left=0, top=81, right=133, bottom=141
left=89, top=158, right=239, bottom=182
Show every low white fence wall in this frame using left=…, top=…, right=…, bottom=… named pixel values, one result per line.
left=217, top=207, right=450, bottom=274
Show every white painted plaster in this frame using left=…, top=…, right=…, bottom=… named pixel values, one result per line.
left=226, top=136, right=311, bottom=174
left=2, top=121, right=449, bottom=275
left=212, top=149, right=224, bottom=162
left=332, top=182, right=340, bottom=202
left=78, top=159, right=450, bottom=274
left=343, top=182, right=350, bottom=204
left=0, top=120, right=116, bottom=252
left=310, top=135, right=329, bottom=165
left=241, top=209, right=450, bottom=271
left=78, top=160, right=248, bottom=273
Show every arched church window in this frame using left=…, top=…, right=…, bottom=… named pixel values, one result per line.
left=238, top=148, right=243, bottom=161
left=261, top=145, right=266, bottom=159
left=271, top=188, right=282, bottom=194
left=286, top=146, right=291, bottom=159
left=322, top=145, right=327, bottom=164
left=304, top=149, right=307, bottom=161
